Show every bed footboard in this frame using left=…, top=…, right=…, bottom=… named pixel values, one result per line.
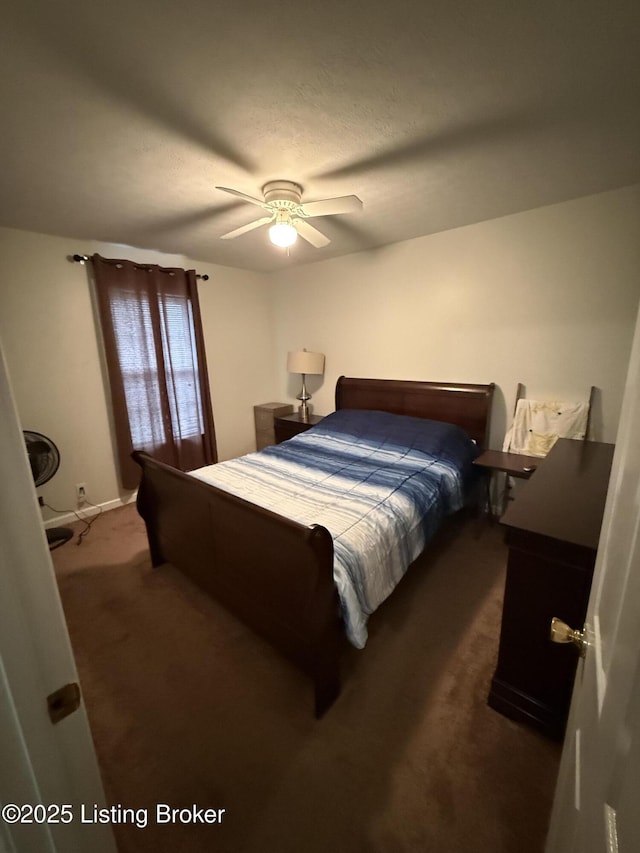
left=132, top=451, right=343, bottom=717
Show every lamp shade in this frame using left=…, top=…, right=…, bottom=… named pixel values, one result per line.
left=287, top=350, right=325, bottom=375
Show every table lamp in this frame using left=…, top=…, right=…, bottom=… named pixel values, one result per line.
left=287, top=349, right=325, bottom=421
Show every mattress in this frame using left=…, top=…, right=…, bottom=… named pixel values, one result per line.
left=190, top=408, right=479, bottom=648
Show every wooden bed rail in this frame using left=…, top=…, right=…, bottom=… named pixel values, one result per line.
left=132, top=450, right=343, bottom=717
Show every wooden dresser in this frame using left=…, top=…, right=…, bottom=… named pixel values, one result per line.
left=489, top=438, right=614, bottom=738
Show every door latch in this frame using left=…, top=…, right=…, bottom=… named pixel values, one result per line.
left=47, top=682, right=81, bottom=724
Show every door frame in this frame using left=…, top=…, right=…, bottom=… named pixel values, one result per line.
left=0, top=339, right=116, bottom=853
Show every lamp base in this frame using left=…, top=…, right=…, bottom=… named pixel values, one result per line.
left=298, top=401, right=312, bottom=422
left=297, top=374, right=312, bottom=422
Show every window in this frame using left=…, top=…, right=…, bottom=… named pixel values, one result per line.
left=93, top=255, right=216, bottom=489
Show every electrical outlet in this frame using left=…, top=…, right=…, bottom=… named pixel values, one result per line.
left=76, top=483, right=87, bottom=505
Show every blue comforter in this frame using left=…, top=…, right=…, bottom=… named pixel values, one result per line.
left=190, top=409, right=479, bottom=648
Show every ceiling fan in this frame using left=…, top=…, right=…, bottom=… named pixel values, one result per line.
left=216, top=181, right=363, bottom=249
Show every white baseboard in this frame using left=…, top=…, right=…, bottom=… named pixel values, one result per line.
left=43, top=492, right=137, bottom=529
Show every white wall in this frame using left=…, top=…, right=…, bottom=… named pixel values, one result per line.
left=0, top=228, right=276, bottom=521
left=271, top=185, right=640, bottom=448
left=196, top=260, right=276, bottom=460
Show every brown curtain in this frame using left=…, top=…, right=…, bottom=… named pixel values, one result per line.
left=93, top=254, right=217, bottom=489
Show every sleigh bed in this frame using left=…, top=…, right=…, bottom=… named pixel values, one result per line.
left=133, top=376, right=495, bottom=716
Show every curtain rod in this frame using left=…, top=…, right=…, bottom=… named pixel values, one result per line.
left=71, top=254, right=210, bottom=281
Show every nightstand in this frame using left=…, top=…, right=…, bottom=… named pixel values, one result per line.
left=473, top=449, right=541, bottom=519
left=274, top=413, right=324, bottom=443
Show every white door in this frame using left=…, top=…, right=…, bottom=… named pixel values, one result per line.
left=546, top=300, right=640, bottom=852
left=0, top=341, right=116, bottom=853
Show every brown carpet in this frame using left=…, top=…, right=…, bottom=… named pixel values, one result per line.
left=52, top=505, right=560, bottom=853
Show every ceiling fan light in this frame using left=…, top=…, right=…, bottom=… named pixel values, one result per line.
left=269, top=221, right=298, bottom=248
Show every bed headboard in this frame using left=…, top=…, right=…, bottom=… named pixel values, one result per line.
left=335, top=376, right=495, bottom=449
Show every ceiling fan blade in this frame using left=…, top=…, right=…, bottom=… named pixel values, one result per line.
left=215, top=186, right=267, bottom=208
left=294, top=219, right=331, bottom=248
left=220, top=216, right=273, bottom=240
left=299, top=195, right=363, bottom=218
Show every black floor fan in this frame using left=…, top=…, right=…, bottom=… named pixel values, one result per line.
left=24, top=431, right=73, bottom=550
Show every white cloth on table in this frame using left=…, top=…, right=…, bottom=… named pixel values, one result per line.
left=503, top=398, right=589, bottom=457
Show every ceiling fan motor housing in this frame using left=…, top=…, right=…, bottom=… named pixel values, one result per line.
left=262, top=180, right=302, bottom=210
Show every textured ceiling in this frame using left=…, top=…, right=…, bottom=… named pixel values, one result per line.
left=1, top=0, right=639, bottom=272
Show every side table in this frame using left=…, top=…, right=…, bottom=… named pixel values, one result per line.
left=473, top=449, right=541, bottom=519
left=274, top=413, right=324, bottom=443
